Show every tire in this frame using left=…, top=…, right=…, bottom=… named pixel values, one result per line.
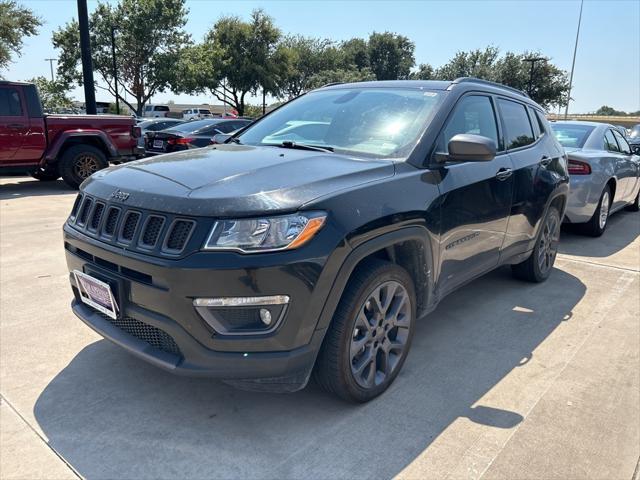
left=30, top=168, right=60, bottom=181
left=582, top=185, right=611, bottom=237
left=624, top=189, right=640, bottom=212
left=314, top=260, right=416, bottom=403
left=59, top=145, right=108, bottom=189
left=512, top=206, right=561, bottom=283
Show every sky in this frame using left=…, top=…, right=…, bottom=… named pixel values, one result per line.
left=5, top=0, right=640, bottom=113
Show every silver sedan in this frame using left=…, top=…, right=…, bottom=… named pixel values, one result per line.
left=551, top=121, right=640, bottom=236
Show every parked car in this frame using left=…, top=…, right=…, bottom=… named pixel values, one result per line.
left=142, top=104, right=170, bottom=118
left=182, top=108, right=213, bottom=120
left=628, top=124, right=640, bottom=152
left=551, top=121, right=640, bottom=235
left=144, top=118, right=252, bottom=155
left=136, top=118, right=184, bottom=149
left=0, top=80, right=142, bottom=188
left=64, top=78, right=569, bottom=402
left=614, top=125, right=629, bottom=137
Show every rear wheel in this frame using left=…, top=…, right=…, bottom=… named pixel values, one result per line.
left=582, top=186, right=611, bottom=237
left=314, top=260, right=416, bottom=402
left=512, top=206, right=561, bottom=283
left=59, top=145, right=108, bottom=189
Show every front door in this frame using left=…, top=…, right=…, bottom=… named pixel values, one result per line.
left=436, top=94, right=513, bottom=296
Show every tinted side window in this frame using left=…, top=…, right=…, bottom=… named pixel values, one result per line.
left=604, top=130, right=620, bottom=152
left=155, top=106, right=170, bottom=112
left=442, top=95, right=499, bottom=152
left=0, top=88, right=24, bottom=116
left=498, top=99, right=535, bottom=149
left=533, top=110, right=548, bottom=138
left=612, top=130, right=631, bottom=154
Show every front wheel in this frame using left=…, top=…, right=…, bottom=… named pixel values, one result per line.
left=59, top=145, right=108, bottom=189
left=512, top=206, right=561, bottom=283
left=314, top=260, right=416, bottom=402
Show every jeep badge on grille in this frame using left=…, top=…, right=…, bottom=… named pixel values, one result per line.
left=111, top=189, right=130, bottom=202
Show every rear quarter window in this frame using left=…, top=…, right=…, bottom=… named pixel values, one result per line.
left=0, top=88, right=24, bottom=116
left=498, top=99, right=535, bottom=149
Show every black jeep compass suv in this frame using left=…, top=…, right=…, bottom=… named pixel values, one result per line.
left=64, top=78, right=568, bottom=402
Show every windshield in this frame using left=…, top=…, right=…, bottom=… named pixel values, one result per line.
left=630, top=125, right=640, bottom=138
left=551, top=124, right=595, bottom=148
left=237, top=88, right=444, bottom=158
left=164, top=119, right=218, bottom=133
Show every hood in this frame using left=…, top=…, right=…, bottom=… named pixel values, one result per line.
left=82, top=144, right=395, bottom=217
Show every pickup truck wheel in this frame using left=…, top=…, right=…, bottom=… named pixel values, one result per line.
left=30, top=168, right=60, bottom=181
left=512, top=206, right=561, bottom=283
left=314, top=260, right=416, bottom=402
left=582, top=186, right=611, bottom=237
left=60, top=145, right=108, bottom=189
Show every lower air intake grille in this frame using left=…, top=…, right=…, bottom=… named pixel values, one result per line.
left=98, top=312, right=181, bottom=356
left=166, top=220, right=194, bottom=251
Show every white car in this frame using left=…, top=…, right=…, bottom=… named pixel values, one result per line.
left=182, top=108, right=213, bottom=120
left=143, top=105, right=171, bottom=118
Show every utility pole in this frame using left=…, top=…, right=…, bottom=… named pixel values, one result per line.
left=111, top=25, right=120, bottom=114
left=565, top=0, right=584, bottom=119
left=44, top=58, right=57, bottom=82
left=77, top=0, right=96, bottom=114
left=522, top=57, right=544, bottom=97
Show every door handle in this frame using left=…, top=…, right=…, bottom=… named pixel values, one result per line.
left=496, top=168, right=512, bottom=181
left=7, top=123, right=24, bottom=129
left=540, top=156, right=552, bottom=167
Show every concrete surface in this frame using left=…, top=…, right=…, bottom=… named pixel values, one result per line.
left=1, top=176, right=639, bottom=480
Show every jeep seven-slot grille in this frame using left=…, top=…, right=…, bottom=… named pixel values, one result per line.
left=97, top=312, right=181, bottom=357
left=67, top=194, right=198, bottom=257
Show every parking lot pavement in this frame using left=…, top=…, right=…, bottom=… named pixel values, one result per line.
left=1, top=176, right=638, bottom=480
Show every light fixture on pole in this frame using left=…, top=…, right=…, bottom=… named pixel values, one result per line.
left=44, top=58, right=57, bottom=82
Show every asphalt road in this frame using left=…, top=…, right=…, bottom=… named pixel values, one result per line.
left=1, top=176, right=638, bottom=480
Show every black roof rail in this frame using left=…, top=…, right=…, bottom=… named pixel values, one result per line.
left=451, top=77, right=530, bottom=99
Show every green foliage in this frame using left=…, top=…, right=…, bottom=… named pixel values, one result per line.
left=177, top=9, right=281, bottom=116
left=367, top=32, right=415, bottom=80
left=594, top=105, right=639, bottom=116
left=26, top=76, right=73, bottom=111
left=410, top=63, right=434, bottom=80
left=0, top=0, right=41, bottom=73
left=52, top=0, right=190, bottom=115
left=307, top=67, right=375, bottom=90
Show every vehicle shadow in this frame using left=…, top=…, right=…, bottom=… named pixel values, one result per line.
left=0, top=177, right=74, bottom=200
left=33, top=267, right=585, bottom=479
left=560, top=210, right=640, bottom=258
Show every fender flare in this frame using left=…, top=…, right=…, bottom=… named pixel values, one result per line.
left=313, top=226, right=435, bottom=334
left=44, top=130, right=118, bottom=164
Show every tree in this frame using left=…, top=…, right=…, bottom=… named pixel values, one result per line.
left=307, top=67, right=375, bottom=90
left=367, top=32, right=415, bottom=80
left=340, top=38, right=369, bottom=71
left=52, top=0, right=190, bottom=115
left=410, top=63, right=434, bottom=80
left=434, top=46, right=500, bottom=80
left=0, top=1, right=41, bottom=73
left=594, top=105, right=631, bottom=116
left=178, top=9, right=281, bottom=116
left=26, top=76, right=73, bottom=111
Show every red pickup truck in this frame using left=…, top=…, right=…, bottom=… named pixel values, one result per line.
left=0, top=81, right=142, bottom=188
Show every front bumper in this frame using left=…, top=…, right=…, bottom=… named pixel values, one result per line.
left=64, top=222, right=341, bottom=387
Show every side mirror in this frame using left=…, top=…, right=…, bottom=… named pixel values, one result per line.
left=447, top=134, right=496, bottom=162
left=211, top=133, right=232, bottom=145
left=631, top=144, right=640, bottom=155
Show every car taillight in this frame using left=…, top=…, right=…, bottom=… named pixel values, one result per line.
left=567, top=158, right=591, bottom=175
left=167, top=137, right=194, bottom=145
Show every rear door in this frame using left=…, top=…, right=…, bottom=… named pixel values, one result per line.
left=0, top=86, right=28, bottom=163
left=436, top=94, right=514, bottom=295
left=498, top=99, right=560, bottom=259
left=611, top=129, right=638, bottom=202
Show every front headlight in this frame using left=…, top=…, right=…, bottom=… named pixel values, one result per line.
left=203, top=212, right=326, bottom=253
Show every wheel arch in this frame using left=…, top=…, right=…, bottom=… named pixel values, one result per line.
left=43, top=131, right=117, bottom=166
left=314, top=226, right=435, bottom=334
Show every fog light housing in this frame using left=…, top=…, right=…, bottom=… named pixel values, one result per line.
left=193, top=295, right=289, bottom=335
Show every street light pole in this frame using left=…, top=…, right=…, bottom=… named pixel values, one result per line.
left=522, top=56, right=544, bottom=97
left=77, top=0, right=96, bottom=114
left=111, top=25, right=120, bottom=115
left=44, top=58, right=57, bottom=82
left=564, top=0, right=584, bottom=119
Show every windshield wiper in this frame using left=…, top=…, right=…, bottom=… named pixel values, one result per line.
left=278, top=140, right=333, bottom=153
